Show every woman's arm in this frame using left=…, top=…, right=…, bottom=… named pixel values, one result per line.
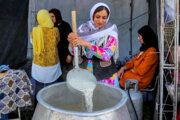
left=91, top=36, right=117, bottom=61
left=117, top=66, right=127, bottom=78
left=68, top=34, right=117, bottom=61
left=67, top=32, right=78, bottom=55
left=68, top=43, right=74, bottom=55
left=124, top=56, right=137, bottom=70
left=133, top=48, right=158, bottom=76
left=68, top=32, right=92, bottom=55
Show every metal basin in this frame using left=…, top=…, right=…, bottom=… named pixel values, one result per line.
left=32, top=82, right=131, bottom=120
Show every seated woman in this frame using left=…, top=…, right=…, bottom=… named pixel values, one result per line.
left=118, top=25, right=159, bottom=90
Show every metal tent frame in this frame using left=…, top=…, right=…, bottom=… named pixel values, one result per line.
left=156, top=0, right=179, bottom=120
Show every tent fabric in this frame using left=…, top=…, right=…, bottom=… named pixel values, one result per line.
left=164, top=0, right=175, bottom=23
left=0, top=0, right=29, bottom=68
left=149, top=0, right=158, bottom=33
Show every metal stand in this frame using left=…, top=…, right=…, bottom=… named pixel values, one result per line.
left=158, top=0, right=179, bottom=119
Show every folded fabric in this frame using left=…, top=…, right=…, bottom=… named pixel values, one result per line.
left=0, top=65, right=10, bottom=71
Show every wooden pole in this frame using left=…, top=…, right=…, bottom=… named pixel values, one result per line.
left=71, top=11, right=79, bottom=68
left=72, top=11, right=77, bottom=35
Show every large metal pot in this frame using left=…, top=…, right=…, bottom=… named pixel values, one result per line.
left=32, top=82, right=131, bottom=120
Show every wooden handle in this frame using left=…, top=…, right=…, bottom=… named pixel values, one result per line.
left=71, top=11, right=79, bottom=68
left=72, top=11, right=77, bottom=35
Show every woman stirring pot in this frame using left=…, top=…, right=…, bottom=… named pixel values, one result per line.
left=68, top=2, right=119, bottom=87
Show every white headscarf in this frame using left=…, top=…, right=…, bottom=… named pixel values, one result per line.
left=77, top=2, right=119, bottom=63
left=89, top=2, right=110, bottom=29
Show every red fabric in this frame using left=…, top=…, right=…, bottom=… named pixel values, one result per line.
left=179, top=70, right=180, bottom=84
left=177, top=105, right=180, bottom=120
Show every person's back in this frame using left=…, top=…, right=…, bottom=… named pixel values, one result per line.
left=31, top=9, right=61, bottom=83
left=31, top=9, right=61, bottom=110
left=32, top=27, right=60, bottom=66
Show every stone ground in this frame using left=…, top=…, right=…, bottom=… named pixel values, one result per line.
left=7, top=59, right=160, bottom=120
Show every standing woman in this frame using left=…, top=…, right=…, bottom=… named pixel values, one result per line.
left=68, top=3, right=119, bottom=87
left=49, top=8, right=73, bottom=81
left=31, top=9, right=61, bottom=101
left=118, top=25, right=159, bottom=90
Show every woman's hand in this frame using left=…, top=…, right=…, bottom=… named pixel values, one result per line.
left=68, top=32, right=92, bottom=49
left=66, top=55, right=72, bottom=63
left=68, top=32, right=78, bottom=46
left=130, top=69, right=134, bottom=72
left=117, top=66, right=126, bottom=79
left=73, top=38, right=92, bottom=50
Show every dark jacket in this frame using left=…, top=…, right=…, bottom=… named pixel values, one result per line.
left=57, top=21, right=72, bottom=66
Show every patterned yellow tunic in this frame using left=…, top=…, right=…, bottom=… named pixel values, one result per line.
left=32, top=27, right=60, bottom=66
